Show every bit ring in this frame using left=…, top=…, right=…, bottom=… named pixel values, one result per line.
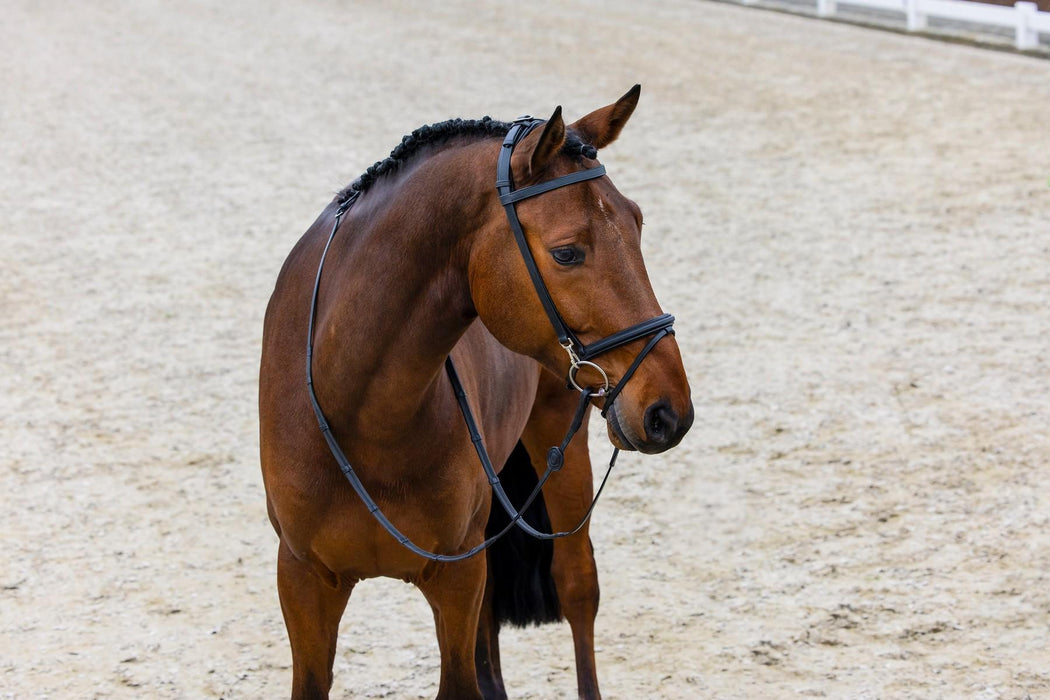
left=568, top=359, right=610, bottom=395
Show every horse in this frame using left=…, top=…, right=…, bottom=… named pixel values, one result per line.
left=259, top=85, right=693, bottom=700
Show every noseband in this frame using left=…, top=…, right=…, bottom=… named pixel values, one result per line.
left=305, top=118, right=675, bottom=561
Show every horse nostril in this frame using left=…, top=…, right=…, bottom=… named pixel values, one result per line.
left=644, top=400, right=677, bottom=446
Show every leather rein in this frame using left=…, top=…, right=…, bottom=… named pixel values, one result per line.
left=305, top=117, right=675, bottom=561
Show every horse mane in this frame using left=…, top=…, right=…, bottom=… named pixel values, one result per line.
left=336, top=116, right=598, bottom=208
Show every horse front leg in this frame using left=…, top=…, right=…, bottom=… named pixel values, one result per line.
left=418, top=554, right=488, bottom=700
left=474, top=558, right=507, bottom=700
left=277, top=540, right=354, bottom=700
left=521, top=375, right=603, bottom=700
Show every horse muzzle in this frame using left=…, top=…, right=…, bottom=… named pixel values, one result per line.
left=605, top=397, right=693, bottom=455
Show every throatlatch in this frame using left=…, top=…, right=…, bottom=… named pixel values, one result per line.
left=305, top=116, right=675, bottom=561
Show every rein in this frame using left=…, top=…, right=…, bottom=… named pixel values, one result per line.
left=305, top=118, right=675, bottom=561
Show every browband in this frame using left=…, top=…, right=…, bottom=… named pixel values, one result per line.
left=499, top=165, right=606, bottom=206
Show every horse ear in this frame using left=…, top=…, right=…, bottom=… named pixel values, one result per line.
left=524, top=106, right=566, bottom=178
left=569, top=84, right=641, bottom=149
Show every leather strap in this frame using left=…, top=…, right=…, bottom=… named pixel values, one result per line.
left=577, top=313, right=675, bottom=362
left=499, top=165, right=606, bottom=206
left=496, top=120, right=578, bottom=348
left=600, top=328, right=673, bottom=417
left=446, top=357, right=616, bottom=542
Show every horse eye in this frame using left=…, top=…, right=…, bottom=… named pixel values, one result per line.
left=551, top=247, right=583, bottom=266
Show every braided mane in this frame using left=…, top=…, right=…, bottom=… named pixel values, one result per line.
left=336, top=117, right=598, bottom=208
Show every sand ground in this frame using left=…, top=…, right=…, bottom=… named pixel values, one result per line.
left=2, top=1, right=1049, bottom=698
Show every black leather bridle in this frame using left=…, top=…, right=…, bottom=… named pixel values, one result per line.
left=496, top=117, right=676, bottom=410
left=304, top=117, right=676, bottom=561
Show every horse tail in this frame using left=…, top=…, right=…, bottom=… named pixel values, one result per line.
left=484, top=441, right=562, bottom=627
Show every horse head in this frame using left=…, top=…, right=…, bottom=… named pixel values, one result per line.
left=470, top=86, right=693, bottom=455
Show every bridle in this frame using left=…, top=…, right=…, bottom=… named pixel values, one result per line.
left=496, top=117, right=676, bottom=409
left=305, top=117, right=676, bottom=561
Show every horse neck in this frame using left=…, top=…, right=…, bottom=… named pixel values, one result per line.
left=311, top=141, right=496, bottom=443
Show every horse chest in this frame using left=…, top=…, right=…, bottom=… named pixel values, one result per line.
left=311, top=460, right=491, bottom=581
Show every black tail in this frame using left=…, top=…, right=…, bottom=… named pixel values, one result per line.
left=484, top=441, right=562, bottom=627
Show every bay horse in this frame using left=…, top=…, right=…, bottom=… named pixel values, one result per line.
left=259, top=85, right=693, bottom=700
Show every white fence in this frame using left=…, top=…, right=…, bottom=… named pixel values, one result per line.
left=810, top=0, right=1049, bottom=49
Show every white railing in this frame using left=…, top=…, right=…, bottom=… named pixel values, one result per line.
left=812, top=0, right=1048, bottom=49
